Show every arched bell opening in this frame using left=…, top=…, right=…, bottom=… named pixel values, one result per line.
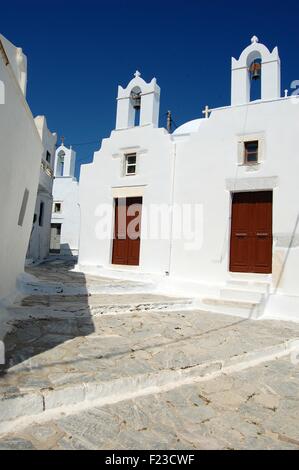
left=57, top=150, right=65, bottom=176
left=247, top=52, right=262, bottom=102
left=130, top=86, right=142, bottom=127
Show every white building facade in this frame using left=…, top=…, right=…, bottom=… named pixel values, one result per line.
left=79, top=72, right=174, bottom=272
left=78, top=38, right=299, bottom=320
left=0, top=34, right=44, bottom=304
left=50, top=144, right=80, bottom=256
left=27, top=116, right=57, bottom=262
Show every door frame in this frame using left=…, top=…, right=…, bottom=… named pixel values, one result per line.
left=111, top=196, right=143, bottom=266
left=229, top=190, right=273, bottom=274
left=50, top=223, right=62, bottom=254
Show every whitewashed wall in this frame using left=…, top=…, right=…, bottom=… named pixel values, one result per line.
left=79, top=125, right=174, bottom=273
left=0, top=35, right=43, bottom=304
left=27, top=192, right=53, bottom=261
left=27, top=116, right=57, bottom=262
left=172, top=98, right=299, bottom=299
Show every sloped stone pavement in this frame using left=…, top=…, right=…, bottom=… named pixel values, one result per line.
left=0, top=258, right=299, bottom=449
left=0, top=357, right=299, bottom=450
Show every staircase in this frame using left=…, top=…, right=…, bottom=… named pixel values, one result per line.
left=197, top=275, right=271, bottom=319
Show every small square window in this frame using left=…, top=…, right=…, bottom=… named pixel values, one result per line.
left=54, top=202, right=62, bottom=213
left=125, top=153, right=137, bottom=175
left=244, top=141, right=258, bottom=165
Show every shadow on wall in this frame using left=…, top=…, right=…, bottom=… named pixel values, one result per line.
left=59, top=243, right=76, bottom=256
left=259, top=212, right=299, bottom=317
left=50, top=243, right=77, bottom=257
left=0, top=255, right=94, bottom=375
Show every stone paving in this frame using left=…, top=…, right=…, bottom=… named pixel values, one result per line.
left=0, top=357, right=299, bottom=450
left=2, top=294, right=299, bottom=398
left=0, top=259, right=299, bottom=449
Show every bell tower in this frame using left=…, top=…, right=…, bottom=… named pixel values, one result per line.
left=115, top=71, right=160, bottom=130
left=54, top=139, right=76, bottom=178
left=231, top=36, right=281, bottom=105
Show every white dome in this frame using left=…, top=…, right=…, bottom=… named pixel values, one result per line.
left=173, top=118, right=205, bottom=135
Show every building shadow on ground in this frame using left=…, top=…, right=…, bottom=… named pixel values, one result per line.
left=0, top=256, right=95, bottom=376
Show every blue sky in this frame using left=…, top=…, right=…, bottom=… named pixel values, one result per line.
left=2, top=0, right=299, bottom=177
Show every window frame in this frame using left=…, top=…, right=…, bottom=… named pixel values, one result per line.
left=244, top=140, right=259, bottom=165
left=125, top=153, right=137, bottom=176
left=53, top=202, right=62, bottom=214
left=39, top=201, right=45, bottom=227
left=46, top=151, right=51, bottom=164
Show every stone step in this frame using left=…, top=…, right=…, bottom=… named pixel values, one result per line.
left=9, top=298, right=194, bottom=317
left=228, top=272, right=271, bottom=282
left=1, top=337, right=298, bottom=434
left=22, top=281, right=64, bottom=295
left=22, top=282, right=158, bottom=297
left=220, top=288, right=265, bottom=303
left=88, top=299, right=194, bottom=316
left=76, top=264, right=163, bottom=284
left=226, top=279, right=270, bottom=293
left=198, top=297, right=262, bottom=319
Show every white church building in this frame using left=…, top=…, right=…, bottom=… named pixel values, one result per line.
left=50, top=143, right=80, bottom=256
left=78, top=37, right=299, bottom=320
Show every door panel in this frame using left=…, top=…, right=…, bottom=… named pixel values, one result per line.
left=230, top=191, right=272, bottom=273
left=112, top=199, right=128, bottom=265
left=112, top=197, right=142, bottom=266
left=252, top=191, right=273, bottom=273
left=50, top=224, right=61, bottom=253
left=230, top=192, right=252, bottom=272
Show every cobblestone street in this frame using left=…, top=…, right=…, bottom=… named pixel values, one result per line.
left=0, top=259, right=299, bottom=450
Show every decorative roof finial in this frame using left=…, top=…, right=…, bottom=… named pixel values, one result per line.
left=61, top=135, right=65, bottom=146
left=251, top=35, right=259, bottom=44
left=134, top=70, right=141, bottom=78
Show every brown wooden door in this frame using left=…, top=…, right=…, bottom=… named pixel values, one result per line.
left=230, top=191, right=272, bottom=274
left=112, top=197, right=142, bottom=266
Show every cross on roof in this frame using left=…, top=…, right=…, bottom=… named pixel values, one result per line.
left=202, top=105, right=211, bottom=119
left=251, top=35, right=259, bottom=44
left=134, top=70, right=141, bottom=78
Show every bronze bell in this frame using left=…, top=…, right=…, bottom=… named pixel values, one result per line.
left=249, top=62, right=261, bottom=80
left=131, top=92, right=141, bottom=109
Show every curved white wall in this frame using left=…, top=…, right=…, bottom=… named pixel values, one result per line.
left=0, top=38, right=43, bottom=303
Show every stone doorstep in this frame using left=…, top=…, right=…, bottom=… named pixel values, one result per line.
left=21, top=282, right=65, bottom=295
left=22, top=284, right=159, bottom=297
left=90, top=299, right=194, bottom=316
left=0, top=337, right=298, bottom=434
left=9, top=299, right=194, bottom=316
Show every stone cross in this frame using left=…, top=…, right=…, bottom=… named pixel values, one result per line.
left=202, top=105, right=211, bottom=119
left=134, top=70, right=141, bottom=78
